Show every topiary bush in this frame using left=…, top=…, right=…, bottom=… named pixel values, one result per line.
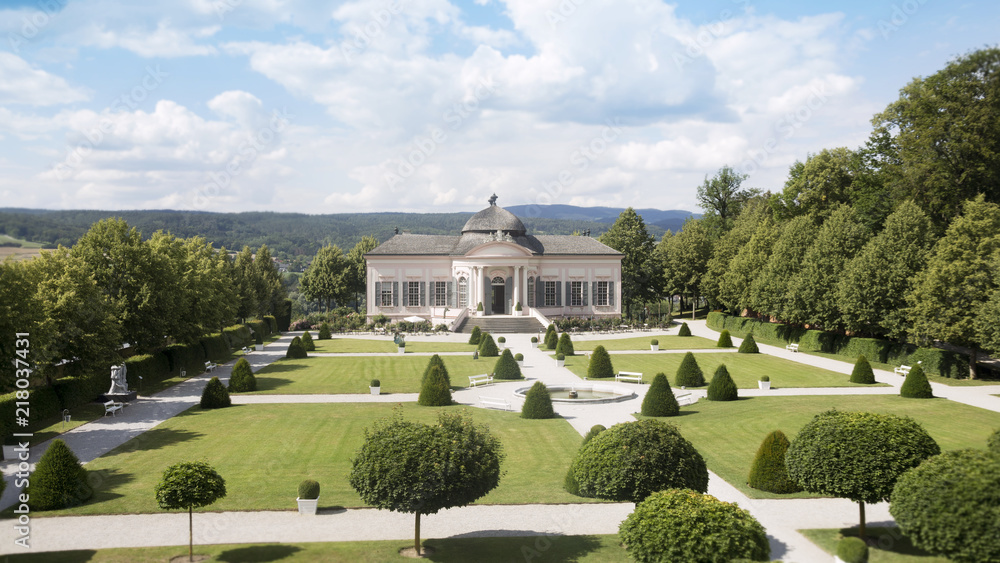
left=571, top=419, right=708, bottom=502
left=417, top=365, right=453, bottom=406
left=587, top=345, right=614, bottom=379
left=477, top=333, right=499, bottom=357
left=285, top=336, right=307, bottom=359
left=521, top=381, right=555, bottom=419
left=582, top=424, right=606, bottom=444
left=555, top=332, right=575, bottom=356
left=565, top=425, right=608, bottom=496
left=836, top=537, right=869, bottom=563
left=989, top=428, right=1000, bottom=454
left=301, top=331, right=316, bottom=351
left=619, top=489, right=770, bottom=563
left=200, top=376, right=231, bottom=409
left=678, top=322, right=692, bottom=336
left=851, top=355, right=876, bottom=384
left=641, top=373, right=679, bottom=417
left=747, top=430, right=802, bottom=494
left=497, top=336, right=506, bottom=345
left=25, top=439, right=91, bottom=510
left=468, top=325, right=482, bottom=345
left=297, top=479, right=320, bottom=500
left=421, top=354, right=449, bottom=386
left=717, top=329, right=733, bottom=347
left=318, top=322, right=332, bottom=340
left=675, top=352, right=705, bottom=387
left=900, top=364, right=933, bottom=398
left=738, top=333, right=759, bottom=354
left=891, top=449, right=1000, bottom=563
left=514, top=353, right=523, bottom=362
left=707, top=364, right=738, bottom=401
left=544, top=324, right=558, bottom=349
left=493, top=348, right=523, bottom=380
left=227, top=358, right=257, bottom=392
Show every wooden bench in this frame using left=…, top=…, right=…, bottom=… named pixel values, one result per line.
left=479, top=396, right=511, bottom=411
left=616, top=371, right=643, bottom=384
left=103, top=400, right=124, bottom=417
left=786, top=343, right=799, bottom=352
left=205, top=361, right=218, bottom=373
left=469, top=374, right=494, bottom=387
left=895, top=365, right=911, bottom=376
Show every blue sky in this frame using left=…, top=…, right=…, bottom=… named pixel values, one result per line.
left=0, top=0, right=996, bottom=214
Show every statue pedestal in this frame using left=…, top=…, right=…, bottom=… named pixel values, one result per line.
left=101, top=391, right=137, bottom=403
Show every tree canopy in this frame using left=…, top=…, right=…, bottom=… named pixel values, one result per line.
left=599, top=208, right=661, bottom=317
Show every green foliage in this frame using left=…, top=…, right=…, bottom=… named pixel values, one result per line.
left=199, top=333, right=231, bottom=362
left=555, top=332, right=575, bottom=356
left=850, top=355, right=876, bottom=384
left=124, top=352, right=171, bottom=390
left=989, top=428, right=1000, bottom=454
left=530, top=336, right=538, bottom=343
left=706, top=364, right=738, bottom=401
left=514, top=353, right=523, bottom=361
left=641, top=373, right=679, bottom=417
left=565, top=425, right=606, bottom=496
left=264, top=315, right=278, bottom=334
left=702, top=200, right=769, bottom=309
left=587, top=345, right=614, bottom=379
left=677, top=322, right=691, bottom=336
left=298, top=479, right=320, bottom=500
left=749, top=214, right=818, bottom=319
left=300, top=331, right=316, bottom=351
left=200, top=377, right=231, bottom=409
left=619, top=489, right=770, bottom=563
left=738, top=333, right=759, bottom=353
left=222, top=324, right=253, bottom=350
left=417, top=365, right=453, bottom=406
left=228, top=358, right=257, bottom=393
left=467, top=325, right=482, bottom=345
left=477, top=333, right=499, bottom=357
left=25, top=439, right=91, bottom=511
left=300, top=244, right=348, bottom=312
left=572, top=419, right=708, bottom=502
left=556, top=353, right=565, bottom=361
left=317, top=322, right=332, bottom=340
left=421, top=354, right=449, bottom=386
left=747, top=430, right=802, bottom=494
left=370, top=379, right=380, bottom=387
left=836, top=537, right=869, bottom=563
left=154, top=460, right=227, bottom=559
left=890, top=449, right=1000, bottom=563
left=675, top=352, right=706, bottom=387
left=650, top=339, right=658, bottom=346
left=544, top=324, right=558, bottom=349
left=286, top=336, right=308, bottom=359
left=493, top=349, right=522, bottom=380
left=658, top=219, right=712, bottom=311
left=719, top=216, right=779, bottom=312
left=520, top=381, right=555, bottom=419
left=598, top=208, right=662, bottom=316
left=900, top=364, right=933, bottom=398
left=497, top=336, right=506, bottom=344
left=275, top=299, right=292, bottom=332
left=716, top=329, right=733, bottom=347
left=582, top=425, right=606, bottom=444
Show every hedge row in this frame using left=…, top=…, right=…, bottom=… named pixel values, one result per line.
left=707, top=312, right=969, bottom=378
left=223, top=324, right=254, bottom=349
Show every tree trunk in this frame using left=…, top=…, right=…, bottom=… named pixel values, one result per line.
left=858, top=501, right=866, bottom=540
left=414, top=512, right=421, bottom=555
left=692, top=294, right=696, bottom=320
left=970, top=348, right=978, bottom=379
left=189, top=506, right=193, bottom=562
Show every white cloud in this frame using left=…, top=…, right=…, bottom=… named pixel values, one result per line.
left=0, top=52, right=89, bottom=106
left=80, top=20, right=219, bottom=57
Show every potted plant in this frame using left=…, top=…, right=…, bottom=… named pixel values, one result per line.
left=297, top=479, right=320, bottom=515
left=556, top=353, right=565, bottom=367
left=530, top=336, right=538, bottom=348
left=370, top=379, right=381, bottom=396
left=497, top=336, right=506, bottom=350
left=650, top=338, right=659, bottom=351
left=514, top=301, right=523, bottom=316
left=515, top=353, right=524, bottom=367
left=397, top=341, right=405, bottom=354
left=476, top=302, right=484, bottom=316
left=758, top=375, right=771, bottom=390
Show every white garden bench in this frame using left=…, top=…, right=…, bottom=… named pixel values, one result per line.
left=895, top=365, right=911, bottom=376
left=479, top=396, right=510, bottom=411
left=241, top=346, right=252, bottom=354
left=676, top=393, right=698, bottom=406
left=786, top=343, right=799, bottom=352
left=616, top=371, right=643, bottom=384
left=469, top=374, right=494, bottom=387
left=205, top=361, right=218, bottom=372
left=103, top=400, right=124, bottom=417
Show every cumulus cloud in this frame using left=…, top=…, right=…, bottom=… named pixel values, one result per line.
left=0, top=53, right=90, bottom=106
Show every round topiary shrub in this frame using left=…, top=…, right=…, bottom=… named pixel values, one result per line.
left=706, top=364, right=738, bottom=401
left=572, top=419, right=708, bottom=502
left=650, top=338, right=659, bottom=346
left=370, top=379, right=380, bottom=388
left=318, top=322, right=331, bottom=340
left=565, top=425, right=608, bottom=496
left=582, top=424, right=606, bottom=444
left=556, top=353, right=565, bottom=362
left=228, top=358, right=257, bottom=392
left=544, top=324, right=558, bottom=349
left=530, top=336, right=538, bottom=344
left=989, top=428, right=1000, bottom=454
left=493, top=348, right=523, bottom=380
left=521, top=381, right=555, bottom=419
left=421, top=354, right=449, bottom=386
left=286, top=336, right=307, bottom=359
left=836, top=537, right=869, bottom=563
left=25, top=439, right=91, bottom=510
left=678, top=322, right=692, bottom=336
left=891, top=449, right=1000, bottom=563
left=301, top=330, right=316, bottom=351
left=850, top=355, right=876, bottom=384
left=200, top=376, right=231, bottom=409
left=747, top=430, right=802, bottom=494
left=717, top=329, right=733, bottom=347
left=675, top=352, right=705, bottom=387
left=497, top=336, right=506, bottom=345
left=417, top=365, right=453, bottom=406
left=900, top=364, right=933, bottom=398
left=587, top=345, right=614, bottom=379
left=468, top=325, right=482, bottom=345
left=477, top=333, right=499, bottom=357
left=738, top=333, right=759, bottom=354
left=555, top=332, right=575, bottom=356
left=298, top=479, right=320, bottom=500
left=641, top=373, right=679, bottom=417
left=618, top=489, right=770, bottom=563
left=514, top=353, right=523, bottom=362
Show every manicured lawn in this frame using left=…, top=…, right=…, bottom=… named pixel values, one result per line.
left=30, top=402, right=595, bottom=516
left=311, top=338, right=477, bottom=354
left=801, top=527, right=949, bottom=562
left=573, top=335, right=719, bottom=351
left=562, top=352, right=883, bottom=388
left=10, top=535, right=628, bottom=562
left=654, top=395, right=1000, bottom=499
left=24, top=402, right=107, bottom=448
left=249, top=355, right=498, bottom=394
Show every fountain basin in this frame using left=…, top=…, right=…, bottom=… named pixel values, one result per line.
left=513, top=384, right=636, bottom=404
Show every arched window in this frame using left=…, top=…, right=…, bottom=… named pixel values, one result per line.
left=458, top=277, right=468, bottom=308
left=491, top=276, right=505, bottom=285
left=527, top=276, right=535, bottom=307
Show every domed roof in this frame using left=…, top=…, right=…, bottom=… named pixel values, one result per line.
left=461, top=194, right=526, bottom=236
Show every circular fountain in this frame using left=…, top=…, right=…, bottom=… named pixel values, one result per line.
left=513, top=384, right=636, bottom=404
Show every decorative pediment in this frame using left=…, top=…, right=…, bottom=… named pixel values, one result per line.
left=465, top=241, right=533, bottom=258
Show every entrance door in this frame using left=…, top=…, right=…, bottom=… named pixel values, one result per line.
left=491, top=276, right=505, bottom=315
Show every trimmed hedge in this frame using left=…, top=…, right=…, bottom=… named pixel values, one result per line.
left=301, top=331, right=316, bottom=352
left=707, top=364, right=738, bottom=401
left=222, top=324, right=253, bottom=350
left=478, top=333, right=499, bottom=357
left=836, top=537, right=869, bottom=563
left=200, top=333, right=231, bottom=362
left=565, top=425, right=607, bottom=496
left=675, top=352, right=705, bottom=387
left=25, top=439, right=91, bottom=511
left=124, top=352, right=171, bottom=391
left=286, top=336, right=308, bottom=359
left=850, top=355, right=876, bottom=384
left=246, top=319, right=269, bottom=344
left=275, top=299, right=292, bottom=332
left=493, top=349, right=522, bottom=380
left=641, top=373, right=679, bottom=417
left=228, top=358, right=257, bottom=392
left=521, top=381, right=555, bottom=419
left=298, top=479, right=320, bottom=500
left=200, top=376, right=231, bottom=409
left=422, top=355, right=449, bottom=386
left=544, top=324, right=558, bottom=349
left=678, top=322, right=691, bottom=336
left=555, top=333, right=575, bottom=356
left=747, top=430, right=802, bottom=494
left=318, top=322, right=332, bottom=340
left=164, top=343, right=205, bottom=375
left=717, top=329, right=733, bottom=348
left=468, top=326, right=482, bottom=345
left=417, top=365, right=453, bottom=406
left=900, top=364, right=933, bottom=398
left=264, top=315, right=278, bottom=334
left=738, top=333, right=759, bottom=354
left=587, top=345, right=614, bottom=379
left=53, top=375, right=106, bottom=410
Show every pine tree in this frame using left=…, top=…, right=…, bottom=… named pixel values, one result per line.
left=850, top=355, right=876, bottom=384
left=555, top=332, right=575, bottom=356
left=675, top=352, right=705, bottom=387
left=200, top=376, right=231, bottom=409
left=521, top=381, right=555, bottom=419
left=301, top=331, right=316, bottom=351
left=900, top=364, right=934, bottom=398
left=493, top=349, right=523, bottom=380
left=747, top=430, right=802, bottom=494
left=717, top=329, right=733, bottom=347
left=468, top=325, right=482, bottom=345
left=228, top=358, right=257, bottom=392
left=544, top=324, right=558, bottom=349
left=678, top=322, right=692, bottom=336
left=641, top=373, right=680, bottom=417
left=738, top=333, right=759, bottom=353
left=421, top=354, right=450, bottom=386
left=587, top=345, right=614, bottom=379
left=26, top=439, right=91, bottom=510
left=707, top=364, right=738, bottom=401
left=477, top=333, right=499, bottom=357
left=417, top=365, right=453, bottom=406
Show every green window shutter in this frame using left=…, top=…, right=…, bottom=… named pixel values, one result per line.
left=609, top=281, right=615, bottom=307
left=582, top=282, right=588, bottom=306
left=505, top=276, right=512, bottom=314
left=375, top=281, right=381, bottom=306
left=556, top=281, right=562, bottom=306
left=420, top=282, right=426, bottom=307
left=392, top=281, right=399, bottom=307
left=536, top=277, right=544, bottom=307
left=592, top=281, right=598, bottom=305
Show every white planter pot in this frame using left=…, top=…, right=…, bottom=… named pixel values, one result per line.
left=650, top=345, right=659, bottom=351
left=758, top=381, right=771, bottom=390
left=297, top=498, right=319, bottom=515
left=398, top=347, right=405, bottom=354
left=476, top=311, right=484, bottom=316
left=3, top=445, right=19, bottom=461
left=370, top=387, right=380, bottom=396
left=531, top=342, right=538, bottom=348
left=556, top=360, right=565, bottom=367
left=513, top=310, right=522, bottom=316
left=499, top=343, right=505, bottom=350
left=517, top=361, right=524, bottom=367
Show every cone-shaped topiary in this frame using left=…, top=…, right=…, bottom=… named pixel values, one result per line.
left=228, top=357, right=257, bottom=392
left=521, top=381, right=555, bottom=419
left=678, top=322, right=692, bottom=336
left=747, top=430, right=802, bottom=494
left=493, top=348, right=523, bottom=380
left=477, top=332, right=499, bottom=357
left=286, top=336, right=308, bottom=359
left=641, top=373, right=680, bottom=417
left=468, top=325, right=482, bottom=345
left=851, top=355, right=876, bottom=384
left=587, top=345, right=615, bottom=379
left=900, top=364, right=933, bottom=398
left=555, top=332, right=575, bottom=356
left=318, top=322, right=331, bottom=340
left=544, top=324, right=558, bottom=349
left=298, top=479, right=320, bottom=500
left=301, top=330, right=316, bottom=351
left=675, top=352, right=705, bottom=387
left=706, top=364, right=738, bottom=401
left=200, top=376, right=231, bottom=408
left=738, top=332, right=759, bottom=354
left=26, top=439, right=91, bottom=510
left=417, top=365, right=453, bottom=406
left=717, top=329, right=733, bottom=347
left=421, top=354, right=450, bottom=386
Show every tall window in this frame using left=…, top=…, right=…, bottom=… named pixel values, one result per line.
left=380, top=283, right=394, bottom=307
left=434, top=281, right=447, bottom=306
left=527, top=276, right=535, bottom=307
left=570, top=281, right=583, bottom=306
left=458, top=277, right=468, bottom=307
left=544, top=281, right=557, bottom=307
left=407, top=281, right=421, bottom=307
left=595, top=281, right=609, bottom=306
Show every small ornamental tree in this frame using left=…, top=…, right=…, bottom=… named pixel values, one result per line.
left=301, top=331, right=316, bottom=351
left=706, top=364, right=738, bottom=401
left=421, top=354, right=449, bottom=386
left=477, top=333, right=499, bottom=357
left=989, top=428, right=1000, bottom=454
left=678, top=322, right=692, bottom=336
left=555, top=332, right=575, bottom=356
left=317, top=322, right=332, bottom=340
left=286, top=336, right=307, bottom=359
left=738, top=333, right=759, bottom=353
left=890, top=449, right=1000, bottom=563
left=747, top=430, right=802, bottom=494
left=521, top=381, right=555, bottom=419
left=587, top=345, right=614, bottom=378
left=493, top=348, right=522, bottom=380
left=675, top=352, right=705, bottom=387
left=572, top=419, right=708, bottom=502
left=26, top=439, right=91, bottom=511
left=717, top=329, right=733, bottom=347
left=417, top=365, right=452, bottom=406
left=155, top=461, right=227, bottom=563
left=200, top=376, right=231, bottom=409
left=468, top=325, right=482, bottom=345
left=349, top=412, right=505, bottom=556
left=619, top=489, right=770, bottom=563
left=228, top=358, right=257, bottom=392
left=900, top=364, right=934, bottom=398
left=565, top=425, right=607, bottom=496
left=850, top=355, right=876, bottom=384
left=786, top=410, right=940, bottom=538
left=544, top=324, right=558, bottom=349
left=641, top=373, right=679, bottom=417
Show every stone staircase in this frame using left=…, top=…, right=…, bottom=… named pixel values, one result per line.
left=454, top=315, right=545, bottom=334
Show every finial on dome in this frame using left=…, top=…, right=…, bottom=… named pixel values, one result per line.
left=488, top=193, right=498, bottom=206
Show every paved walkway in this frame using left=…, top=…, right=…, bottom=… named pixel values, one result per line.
left=2, top=324, right=997, bottom=560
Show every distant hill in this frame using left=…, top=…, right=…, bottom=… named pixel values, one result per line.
left=506, top=204, right=697, bottom=233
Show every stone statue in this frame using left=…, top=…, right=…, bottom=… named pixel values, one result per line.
left=488, top=193, right=498, bottom=206
left=108, top=364, right=129, bottom=395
